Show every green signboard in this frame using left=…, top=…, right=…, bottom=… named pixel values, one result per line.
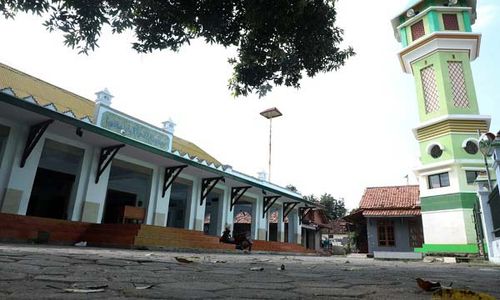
left=100, top=111, right=169, bottom=150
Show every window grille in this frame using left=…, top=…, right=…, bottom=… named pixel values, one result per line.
left=443, top=14, right=459, bottom=30
left=448, top=61, right=470, bottom=108
left=411, top=20, right=425, bottom=41
left=421, top=65, right=440, bottom=113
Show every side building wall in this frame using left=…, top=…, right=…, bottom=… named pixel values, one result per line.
left=366, top=217, right=416, bottom=253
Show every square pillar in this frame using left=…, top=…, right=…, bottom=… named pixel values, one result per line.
left=1, top=126, right=43, bottom=215
left=288, top=209, right=301, bottom=245
left=277, top=204, right=285, bottom=242
left=80, top=148, right=111, bottom=223
left=216, top=185, right=232, bottom=236
left=252, top=195, right=268, bottom=241
left=189, top=177, right=206, bottom=231
left=149, top=166, right=168, bottom=226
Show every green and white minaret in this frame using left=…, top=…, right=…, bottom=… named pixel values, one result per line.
left=392, top=0, right=491, bottom=254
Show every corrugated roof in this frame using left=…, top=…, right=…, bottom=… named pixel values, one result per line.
left=360, top=185, right=420, bottom=210
left=0, top=62, right=94, bottom=120
left=172, top=136, right=220, bottom=165
left=0, top=62, right=221, bottom=165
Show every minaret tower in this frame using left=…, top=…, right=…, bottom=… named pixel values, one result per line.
left=391, top=0, right=491, bottom=254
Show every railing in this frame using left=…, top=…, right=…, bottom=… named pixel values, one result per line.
left=489, top=185, right=500, bottom=238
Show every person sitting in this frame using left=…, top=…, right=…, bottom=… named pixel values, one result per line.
left=219, top=226, right=235, bottom=244
left=234, top=231, right=253, bottom=252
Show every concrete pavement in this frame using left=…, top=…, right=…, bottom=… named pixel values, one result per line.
left=0, top=243, right=499, bottom=299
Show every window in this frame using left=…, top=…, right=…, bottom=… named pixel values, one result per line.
left=443, top=14, right=459, bottom=30
left=466, top=170, right=481, bottom=184
left=411, top=20, right=425, bottom=41
left=464, top=140, right=479, bottom=155
left=428, top=172, right=450, bottom=189
left=377, top=220, right=395, bottom=247
left=448, top=61, right=470, bottom=108
left=421, top=65, right=440, bottom=113
left=429, top=144, right=443, bottom=158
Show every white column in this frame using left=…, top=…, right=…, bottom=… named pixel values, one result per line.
left=0, top=121, right=20, bottom=208
left=216, top=185, right=231, bottom=236
left=277, top=204, right=285, bottom=242
left=146, top=166, right=161, bottom=225
left=189, top=177, right=206, bottom=231
left=152, top=167, right=171, bottom=227
left=252, top=195, right=268, bottom=241
left=289, top=209, right=302, bottom=245
left=1, top=125, right=44, bottom=215
left=68, top=143, right=94, bottom=221
left=80, top=147, right=112, bottom=223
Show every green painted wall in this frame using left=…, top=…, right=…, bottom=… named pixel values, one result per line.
left=428, top=10, right=440, bottom=32
left=421, top=193, right=477, bottom=212
left=411, top=51, right=479, bottom=123
left=462, top=11, right=472, bottom=32
left=400, top=28, right=408, bottom=47
left=399, top=8, right=472, bottom=47
left=414, top=243, right=478, bottom=253
left=419, top=133, right=484, bottom=164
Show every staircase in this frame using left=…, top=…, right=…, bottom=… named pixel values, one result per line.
left=0, top=213, right=313, bottom=254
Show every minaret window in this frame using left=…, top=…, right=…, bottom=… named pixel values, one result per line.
left=448, top=61, right=470, bottom=108
left=443, top=14, right=459, bottom=31
left=464, top=140, right=479, bottom=154
left=465, top=170, right=481, bottom=184
left=429, top=144, right=443, bottom=158
left=411, top=20, right=425, bottom=41
left=420, top=65, right=440, bottom=113
left=428, top=172, right=450, bottom=189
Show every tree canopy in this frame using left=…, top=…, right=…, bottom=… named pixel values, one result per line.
left=318, top=193, right=346, bottom=220
left=0, top=0, right=354, bottom=97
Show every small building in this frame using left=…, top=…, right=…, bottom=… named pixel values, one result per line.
left=358, top=185, right=423, bottom=259
left=322, top=219, right=350, bottom=247
left=301, top=208, right=331, bottom=250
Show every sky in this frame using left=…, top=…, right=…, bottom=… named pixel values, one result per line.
left=0, top=0, right=498, bottom=210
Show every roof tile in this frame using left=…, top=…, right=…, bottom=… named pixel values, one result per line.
left=360, top=185, right=420, bottom=210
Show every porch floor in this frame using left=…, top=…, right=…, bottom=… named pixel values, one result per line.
left=0, top=213, right=313, bottom=254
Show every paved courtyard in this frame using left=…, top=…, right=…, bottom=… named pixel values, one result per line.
left=0, top=243, right=499, bottom=299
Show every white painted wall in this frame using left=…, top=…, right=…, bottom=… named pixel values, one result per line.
left=422, top=209, right=470, bottom=244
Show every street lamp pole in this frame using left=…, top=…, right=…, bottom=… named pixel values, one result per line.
left=260, top=107, right=282, bottom=181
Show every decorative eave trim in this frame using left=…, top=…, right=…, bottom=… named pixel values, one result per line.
left=23, top=96, right=38, bottom=104
left=412, top=114, right=491, bottom=138
left=398, top=32, right=481, bottom=74
left=0, top=88, right=16, bottom=96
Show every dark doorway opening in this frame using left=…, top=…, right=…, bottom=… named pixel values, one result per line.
left=103, top=189, right=137, bottom=224
left=269, top=223, right=278, bottom=241
left=233, top=223, right=251, bottom=237
left=27, top=168, right=75, bottom=220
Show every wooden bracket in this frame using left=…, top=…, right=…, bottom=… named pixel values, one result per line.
left=20, top=119, right=53, bottom=168
left=162, top=165, right=187, bottom=197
